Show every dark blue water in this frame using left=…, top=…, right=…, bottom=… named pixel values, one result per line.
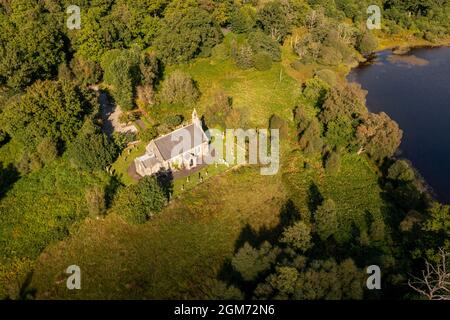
left=349, top=46, right=450, bottom=203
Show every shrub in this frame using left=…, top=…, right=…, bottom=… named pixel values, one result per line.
left=235, top=44, right=254, bottom=69
left=114, top=176, right=168, bottom=224
left=314, top=69, right=337, bottom=87
left=388, top=160, right=415, bottom=182
left=230, top=7, right=256, bottom=34
left=314, top=199, right=338, bottom=241
left=37, top=138, right=58, bottom=165
left=165, top=114, right=184, bottom=129
left=253, top=52, right=273, bottom=71
left=357, top=31, right=378, bottom=56
left=248, top=31, right=281, bottom=61
left=160, top=71, right=199, bottom=105
left=140, top=126, right=159, bottom=142
left=136, top=85, right=155, bottom=106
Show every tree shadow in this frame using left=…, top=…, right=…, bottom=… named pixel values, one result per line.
left=19, top=271, right=37, bottom=300
left=308, top=182, right=323, bottom=213
left=156, top=168, right=174, bottom=199
left=0, top=162, right=20, bottom=201
left=217, top=200, right=302, bottom=295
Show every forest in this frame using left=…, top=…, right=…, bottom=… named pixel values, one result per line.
left=0, top=0, right=449, bottom=300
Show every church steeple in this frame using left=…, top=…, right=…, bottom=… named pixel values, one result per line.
left=192, top=108, right=200, bottom=127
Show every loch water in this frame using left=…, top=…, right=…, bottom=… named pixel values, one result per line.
left=348, top=46, right=450, bottom=203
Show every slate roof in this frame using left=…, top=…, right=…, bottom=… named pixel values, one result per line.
left=136, top=153, right=160, bottom=169
left=152, top=123, right=207, bottom=161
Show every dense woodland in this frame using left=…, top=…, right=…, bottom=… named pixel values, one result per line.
left=0, top=0, right=450, bottom=300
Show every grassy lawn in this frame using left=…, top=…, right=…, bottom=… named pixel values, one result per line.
left=172, top=163, right=229, bottom=197
left=111, top=142, right=146, bottom=186
left=30, top=166, right=287, bottom=299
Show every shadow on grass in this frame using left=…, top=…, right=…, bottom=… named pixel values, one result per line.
left=217, top=199, right=301, bottom=297
left=0, top=162, right=20, bottom=201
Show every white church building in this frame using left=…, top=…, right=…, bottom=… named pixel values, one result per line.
left=134, top=109, right=209, bottom=177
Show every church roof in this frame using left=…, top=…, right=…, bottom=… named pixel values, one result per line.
left=152, top=123, right=207, bottom=161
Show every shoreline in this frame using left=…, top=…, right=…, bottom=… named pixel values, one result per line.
left=346, top=42, right=449, bottom=204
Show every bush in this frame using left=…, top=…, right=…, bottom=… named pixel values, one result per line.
left=387, top=160, right=415, bottom=182
left=248, top=31, right=281, bottom=61
left=235, top=44, right=254, bottom=70
left=113, top=132, right=137, bottom=152
left=314, top=69, right=337, bottom=87
left=160, top=71, right=199, bottom=105
left=280, top=221, right=312, bottom=252
left=319, top=46, right=343, bottom=66
left=230, top=7, right=256, bottom=34
left=357, top=31, right=378, bottom=56
left=165, top=114, right=184, bottom=129
left=253, top=52, right=273, bottom=71
left=140, top=126, right=159, bottom=142
left=114, top=176, right=168, bottom=224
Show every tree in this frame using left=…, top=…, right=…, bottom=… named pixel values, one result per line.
left=0, top=5, right=65, bottom=89
left=314, top=199, right=338, bottom=241
left=230, top=6, right=256, bottom=33
left=205, top=90, right=233, bottom=128
left=114, top=176, right=168, bottom=224
left=248, top=31, right=281, bottom=61
left=292, top=258, right=364, bottom=299
left=0, top=130, right=9, bottom=148
left=0, top=80, right=93, bottom=153
left=102, top=48, right=141, bottom=111
left=67, top=121, right=117, bottom=171
left=388, top=160, right=415, bottom=182
left=356, top=112, right=403, bottom=163
left=36, top=138, right=58, bottom=165
left=357, top=30, right=378, bottom=56
left=231, top=242, right=279, bottom=281
left=280, top=221, right=312, bottom=252
left=160, top=71, right=199, bottom=105
left=408, top=248, right=450, bottom=300
left=299, top=118, right=324, bottom=155
left=257, top=2, right=291, bottom=42
left=207, top=280, right=244, bottom=300
left=155, top=7, right=223, bottom=64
